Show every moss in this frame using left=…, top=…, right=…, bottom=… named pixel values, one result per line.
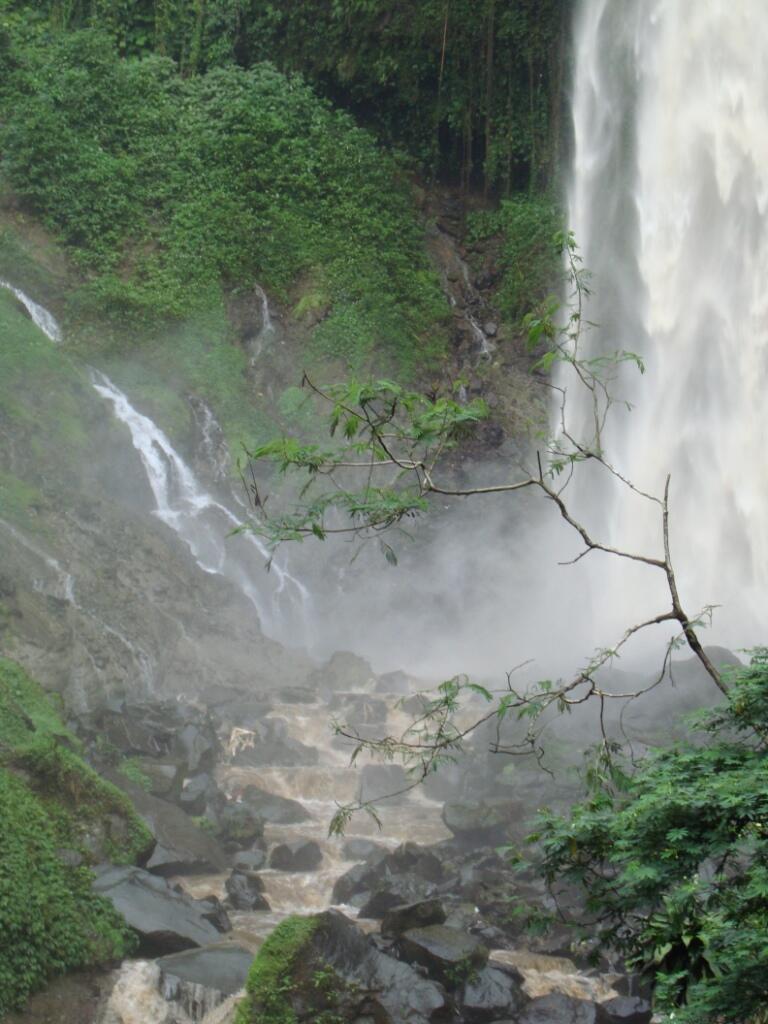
left=0, top=658, right=151, bottom=1012
left=0, top=766, right=137, bottom=1017
left=0, top=658, right=153, bottom=864
left=236, top=915, right=321, bottom=1024
left=117, top=756, right=153, bottom=792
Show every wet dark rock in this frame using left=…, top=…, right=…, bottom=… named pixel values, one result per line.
left=199, top=895, right=231, bottom=933
left=374, top=670, right=412, bottom=696
left=357, top=763, right=408, bottom=805
left=251, top=910, right=446, bottom=1024
left=397, top=925, right=489, bottom=988
left=92, top=865, right=229, bottom=956
left=460, top=964, right=526, bottom=1022
left=241, top=783, right=312, bottom=824
left=157, top=944, right=253, bottom=1010
left=329, top=692, right=387, bottom=724
left=106, top=769, right=228, bottom=875
left=310, top=650, right=375, bottom=693
left=178, top=771, right=216, bottom=815
left=225, top=869, right=270, bottom=911
left=134, top=758, right=181, bottom=799
left=233, top=848, right=267, bottom=871
left=442, top=800, right=519, bottom=846
left=341, top=838, right=388, bottom=862
left=82, top=700, right=219, bottom=773
left=217, top=801, right=265, bottom=851
left=269, top=838, right=323, bottom=871
left=381, top=898, right=447, bottom=937
left=598, top=996, right=653, bottom=1024
left=400, top=693, right=432, bottom=716
left=519, top=993, right=601, bottom=1024
left=275, top=685, right=317, bottom=704
left=227, top=717, right=319, bottom=767
left=332, top=841, right=444, bottom=906
left=359, top=886, right=420, bottom=919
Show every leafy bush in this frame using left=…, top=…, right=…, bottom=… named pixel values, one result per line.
left=0, top=29, right=449, bottom=375
left=0, top=768, right=137, bottom=1015
left=468, top=196, right=562, bottom=325
left=0, top=658, right=150, bottom=1012
left=534, top=649, right=768, bottom=1022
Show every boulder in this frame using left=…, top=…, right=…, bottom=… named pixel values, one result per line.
left=216, top=802, right=265, bottom=851
left=241, top=784, right=312, bottom=824
left=157, top=945, right=253, bottom=1016
left=92, top=865, right=229, bottom=956
left=332, top=841, right=443, bottom=906
left=178, top=772, right=216, bottom=816
left=225, top=869, right=270, bottom=911
left=381, top=898, right=447, bottom=937
left=329, top=693, right=387, bottom=724
left=341, top=838, right=388, bottom=862
left=310, top=651, right=375, bottom=693
left=460, top=964, right=526, bottom=1022
left=83, top=700, right=219, bottom=773
left=357, top=763, right=408, bottom=805
left=519, top=993, right=601, bottom=1024
left=245, top=910, right=446, bottom=1024
left=441, top=800, right=519, bottom=846
left=397, top=925, right=489, bottom=988
left=374, top=670, right=412, bottom=696
left=133, top=758, right=181, bottom=799
left=106, top=770, right=228, bottom=875
left=233, top=848, right=267, bottom=872
left=227, top=718, right=318, bottom=767
left=269, top=839, right=323, bottom=872
left=598, top=996, right=653, bottom=1023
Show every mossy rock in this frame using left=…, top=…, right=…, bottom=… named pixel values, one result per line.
left=0, top=658, right=153, bottom=1013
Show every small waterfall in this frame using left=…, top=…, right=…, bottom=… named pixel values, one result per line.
left=566, top=0, right=768, bottom=649
left=1, top=279, right=310, bottom=647
left=90, top=370, right=310, bottom=641
left=0, top=278, right=62, bottom=342
left=250, top=283, right=276, bottom=362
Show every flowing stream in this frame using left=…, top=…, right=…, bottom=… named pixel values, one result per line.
left=566, top=0, right=768, bottom=651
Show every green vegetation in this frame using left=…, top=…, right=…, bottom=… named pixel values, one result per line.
left=0, top=657, right=148, bottom=1015
left=0, top=26, right=449, bottom=378
left=3, top=0, right=567, bottom=192
left=0, top=289, right=89, bottom=487
left=235, top=914, right=320, bottom=1024
left=0, top=657, right=153, bottom=863
left=534, top=650, right=768, bottom=1022
left=467, top=196, right=562, bottom=324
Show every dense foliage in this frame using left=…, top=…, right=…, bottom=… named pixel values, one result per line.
left=0, top=24, right=448, bottom=373
left=0, top=657, right=145, bottom=1014
left=534, top=650, right=768, bottom=1022
left=467, top=195, right=562, bottom=324
left=4, top=0, right=568, bottom=192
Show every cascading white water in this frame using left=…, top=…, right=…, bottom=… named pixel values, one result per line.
left=90, top=370, right=310, bottom=642
left=1, top=279, right=310, bottom=646
left=567, top=0, right=768, bottom=650
left=1, top=278, right=62, bottom=341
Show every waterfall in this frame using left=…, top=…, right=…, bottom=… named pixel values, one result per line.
left=90, top=371, right=310, bottom=642
left=1, top=280, right=310, bottom=647
left=567, top=0, right=768, bottom=650
left=1, top=278, right=62, bottom=342
left=251, top=283, right=276, bottom=362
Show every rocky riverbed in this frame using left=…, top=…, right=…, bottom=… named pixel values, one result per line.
left=26, top=652, right=654, bottom=1024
